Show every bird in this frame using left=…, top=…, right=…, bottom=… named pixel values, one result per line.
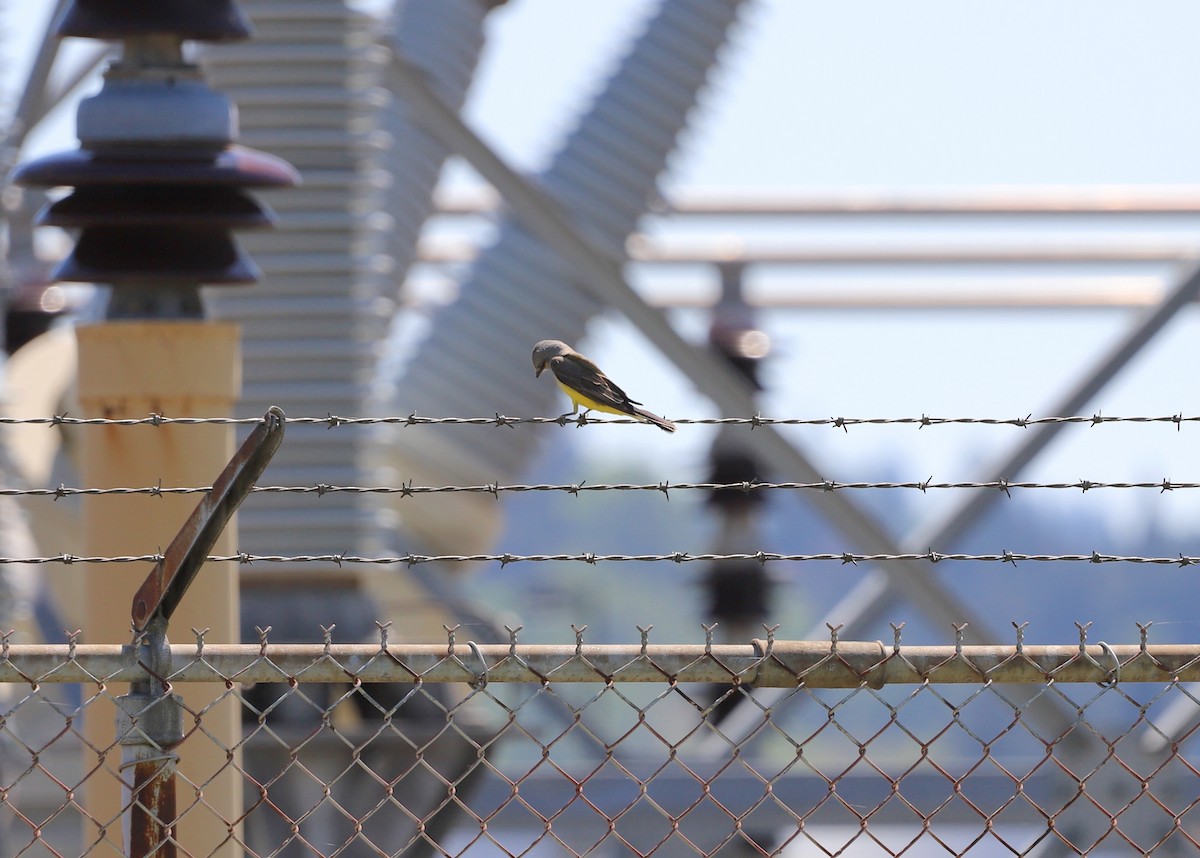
left=532, top=339, right=676, bottom=432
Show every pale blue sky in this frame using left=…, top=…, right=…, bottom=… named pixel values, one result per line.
left=468, top=0, right=1200, bottom=185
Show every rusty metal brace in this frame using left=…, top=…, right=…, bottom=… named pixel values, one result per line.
left=117, top=407, right=285, bottom=858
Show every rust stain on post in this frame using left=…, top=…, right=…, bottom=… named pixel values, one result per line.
left=128, top=758, right=178, bottom=858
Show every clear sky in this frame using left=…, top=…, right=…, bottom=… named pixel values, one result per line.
left=466, top=1, right=1200, bottom=184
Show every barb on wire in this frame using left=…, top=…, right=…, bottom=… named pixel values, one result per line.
left=2, top=550, right=1199, bottom=566
left=1, top=412, right=1199, bottom=429
left=7, top=477, right=1200, bottom=499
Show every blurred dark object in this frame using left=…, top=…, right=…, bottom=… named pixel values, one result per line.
left=702, top=557, right=774, bottom=726
left=6, top=283, right=67, bottom=355
left=708, top=261, right=769, bottom=388
left=4, top=186, right=66, bottom=355
left=58, top=0, right=253, bottom=40
left=703, top=260, right=775, bottom=724
left=707, top=445, right=765, bottom=512
left=703, top=558, right=772, bottom=623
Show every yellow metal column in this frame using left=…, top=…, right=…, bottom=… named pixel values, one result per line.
left=76, top=321, right=241, bottom=857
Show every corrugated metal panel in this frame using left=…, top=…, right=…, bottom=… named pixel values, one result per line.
left=201, top=0, right=390, bottom=557
left=200, top=0, right=493, bottom=558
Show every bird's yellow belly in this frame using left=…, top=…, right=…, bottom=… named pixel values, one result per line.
left=557, top=381, right=626, bottom=417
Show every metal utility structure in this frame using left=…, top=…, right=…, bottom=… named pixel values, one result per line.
left=6, top=1, right=1200, bottom=854
left=396, top=89, right=1200, bottom=848
left=8, top=5, right=1200, bottom=634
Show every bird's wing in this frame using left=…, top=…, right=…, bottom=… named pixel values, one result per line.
left=551, top=354, right=642, bottom=409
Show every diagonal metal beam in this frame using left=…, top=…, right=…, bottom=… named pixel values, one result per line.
left=909, top=257, right=1200, bottom=551
left=802, top=258, right=1200, bottom=638
left=132, top=408, right=286, bottom=632
left=39, top=44, right=113, bottom=121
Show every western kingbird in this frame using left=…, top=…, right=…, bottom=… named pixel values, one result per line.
left=532, top=339, right=676, bottom=432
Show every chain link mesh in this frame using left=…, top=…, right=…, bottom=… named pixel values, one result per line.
left=1, top=629, right=1198, bottom=856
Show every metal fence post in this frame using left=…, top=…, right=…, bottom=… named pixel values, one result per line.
left=112, top=407, right=283, bottom=857
left=117, top=616, right=183, bottom=857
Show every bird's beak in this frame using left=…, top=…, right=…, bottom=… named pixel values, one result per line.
left=535, top=365, right=544, bottom=377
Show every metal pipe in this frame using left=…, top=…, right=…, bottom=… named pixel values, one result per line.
left=633, top=242, right=1200, bottom=265
left=0, top=640, right=1188, bottom=686
left=116, top=618, right=182, bottom=858
left=407, top=275, right=1172, bottom=311
left=434, top=186, right=1200, bottom=217
left=417, top=236, right=1200, bottom=266
left=661, top=188, right=1200, bottom=216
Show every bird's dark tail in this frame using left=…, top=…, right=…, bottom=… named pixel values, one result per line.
left=632, top=406, right=676, bottom=433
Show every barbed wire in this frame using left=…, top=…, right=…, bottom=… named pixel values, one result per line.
left=7, top=477, right=1200, bottom=499
left=1, top=412, right=1198, bottom=429
left=2, top=549, right=1199, bottom=566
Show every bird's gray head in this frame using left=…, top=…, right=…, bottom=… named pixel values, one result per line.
left=532, top=339, right=571, bottom=377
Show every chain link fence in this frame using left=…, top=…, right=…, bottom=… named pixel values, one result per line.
left=1, top=625, right=1198, bottom=856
